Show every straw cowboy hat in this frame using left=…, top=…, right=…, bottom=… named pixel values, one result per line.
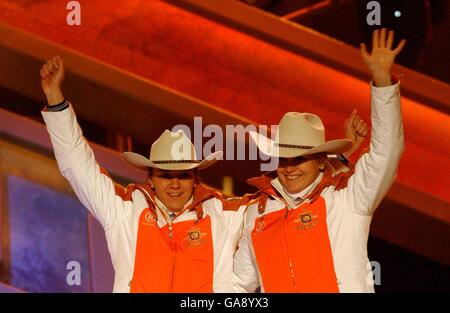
left=250, top=112, right=353, bottom=158
left=122, top=129, right=222, bottom=171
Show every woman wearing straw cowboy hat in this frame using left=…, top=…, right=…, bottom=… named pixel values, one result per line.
left=233, top=28, right=406, bottom=293
left=39, top=57, right=250, bottom=293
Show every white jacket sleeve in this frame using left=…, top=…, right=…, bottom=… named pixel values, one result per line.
left=339, top=81, right=404, bottom=215
left=41, top=105, right=130, bottom=229
left=233, top=218, right=261, bottom=293
left=222, top=202, right=247, bottom=236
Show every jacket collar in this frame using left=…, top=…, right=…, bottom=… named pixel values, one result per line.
left=271, top=173, right=324, bottom=208
left=134, top=182, right=221, bottom=220
left=247, top=169, right=352, bottom=212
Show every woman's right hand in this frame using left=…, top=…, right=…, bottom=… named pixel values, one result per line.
left=344, top=109, right=369, bottom=158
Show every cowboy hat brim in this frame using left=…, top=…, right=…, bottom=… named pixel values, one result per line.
left=121, top=151, right=223, bottom=171
left=249, top=131, right=353, bottom=158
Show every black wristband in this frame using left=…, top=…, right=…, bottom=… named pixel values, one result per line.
left=46, top=100, right=69, bottom=112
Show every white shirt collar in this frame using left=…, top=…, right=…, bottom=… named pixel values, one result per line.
left=271, top=172, right=324, bottom=208
left=155, top=196, right=193, bottom=220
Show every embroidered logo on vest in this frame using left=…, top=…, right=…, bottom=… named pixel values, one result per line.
left=255, top=219, right=265, bottom=233
left=143, top=211, right=156, bottom=225
left=295, top=210, right=318, bottom=230
left=185, top=227, right=207, bottom=247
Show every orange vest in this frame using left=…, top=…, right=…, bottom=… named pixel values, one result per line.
left=129, top=183, right=221, bottom=293
left=247, top=172, right=352, bottom=293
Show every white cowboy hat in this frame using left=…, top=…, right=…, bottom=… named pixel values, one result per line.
left=122, top=129, right=222, bottom=171
left=250, top=112, right=352, bottom=158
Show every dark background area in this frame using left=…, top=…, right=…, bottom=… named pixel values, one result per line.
left=241, top=0, right=450, bottom=84
left=369, top=237, right=449, bottom=292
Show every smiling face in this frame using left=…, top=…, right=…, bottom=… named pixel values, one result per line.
left=276, top=155, right=322, bottom=194
left=149, top=168, right=197, bottom=212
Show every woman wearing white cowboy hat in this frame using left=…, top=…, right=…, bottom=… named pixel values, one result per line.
left=39, top=57, right=250, bottom=292
left=233, top=28, right=406, bottom=293
left=38, top=55, right=365, bottom=294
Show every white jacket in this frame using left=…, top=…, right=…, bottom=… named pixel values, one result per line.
left=233, top=82, right=404, bottom=293
left=41, top=106, right=246, bottom=293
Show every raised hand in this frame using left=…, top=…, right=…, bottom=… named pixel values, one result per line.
left=343, top=109, right=369, bottom=158
left=360, top=28, right=406, bottom=87
left=40, top=56, right=65, bottom=105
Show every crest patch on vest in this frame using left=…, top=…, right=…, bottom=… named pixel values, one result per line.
left=255, top=218, right=265, bottom=233
left=185, top=227, right=207, bottom=247
left=295, top=211, right=318, bottom=230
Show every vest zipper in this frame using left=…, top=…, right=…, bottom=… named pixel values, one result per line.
left=283, top=208, right=297, bottom=291
left=168, top=238, right=175, bottom=292
left=167, top=215, right=174, bottom=290
left=160, top=210, right=173, bottom=239
left=164, top=215, right=175, bottom=290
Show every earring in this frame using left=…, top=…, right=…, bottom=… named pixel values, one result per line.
left=319, top=164, right=325, bottom=171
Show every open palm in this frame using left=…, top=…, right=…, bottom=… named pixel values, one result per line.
left=360, top=29, right=406, bottom=86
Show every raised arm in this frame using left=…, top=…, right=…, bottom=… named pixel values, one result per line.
left=40, top=56, right=131, bottom=228
left=339, top=29, right=406, bottom=215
